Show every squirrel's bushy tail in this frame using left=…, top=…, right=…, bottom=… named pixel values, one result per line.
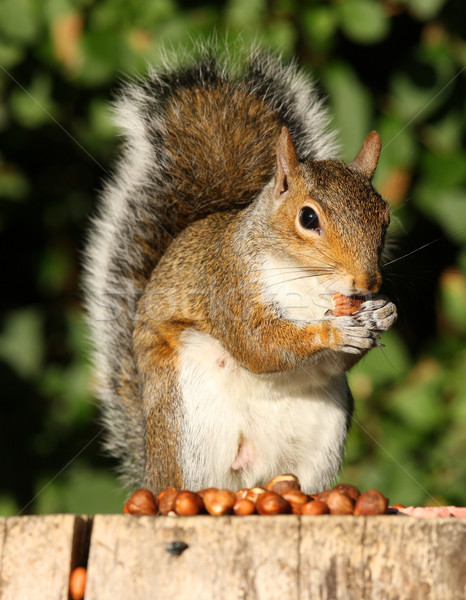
left=83, top=44, right=338, bottom=487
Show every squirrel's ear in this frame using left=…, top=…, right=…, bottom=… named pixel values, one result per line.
left=348, top=131, right=382, bottom=180
left=274, top=126, right=299, bottom=196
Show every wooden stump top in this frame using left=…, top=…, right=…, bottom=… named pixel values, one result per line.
left=0, top=514, right=464, bottom=599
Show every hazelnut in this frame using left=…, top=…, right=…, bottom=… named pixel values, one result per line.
left=235, top=488, right=250, bottom=502
left=174, top=491, right=204, bottom=516
left=233, top=498, right=256, bottom=516
left=203, top=489, right=236, bottom=516
left=301, top=500, right=330, bottom=515
left=256, top=491, right=292, bottom=515
left=157, top=487, right=179, bottom=515
left=280, top=489, right=309, bottom=514
left=332, top=483, right=361, bottom=501
left=266, top=474, right=300, bottom=495
left=325, top=490, right=355, bottom=515
left=69, top=566, right=87, bottom=600
left=332, top=293, right=364, bottom=317
left=315, top=490, right=331, bottom=503
left=123, top=488, right=158, bottom=515
left=197, top=488, right=215, bottom=499
left=354, top=489, right=389, bottom=515
left=245, top=487, right=267, bottom=503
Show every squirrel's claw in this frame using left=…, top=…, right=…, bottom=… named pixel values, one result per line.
left=356, top=299, right=397, bottom=332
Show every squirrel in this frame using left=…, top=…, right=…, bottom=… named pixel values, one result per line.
left=84, top=46, right=397, bottom=495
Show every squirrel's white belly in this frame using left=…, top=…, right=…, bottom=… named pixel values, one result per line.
left=177, top=329, right=350, bottom=492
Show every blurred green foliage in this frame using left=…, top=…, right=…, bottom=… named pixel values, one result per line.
left=0, top=0, right=464, bottom=514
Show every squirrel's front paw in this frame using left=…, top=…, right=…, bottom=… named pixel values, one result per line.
left=355, top=298, right=397, bottom=333
left=330, top=299, right=397, bottom=354
left=331, top=316, right=381, bottom=355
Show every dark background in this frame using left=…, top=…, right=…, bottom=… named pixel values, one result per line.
left=0, top=0, right=465, bottom=514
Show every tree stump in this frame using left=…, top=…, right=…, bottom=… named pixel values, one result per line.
left=0, top=515, right=464, bottom=599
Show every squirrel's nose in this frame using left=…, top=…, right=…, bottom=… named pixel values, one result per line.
left=353, top=272, right=382, bottom=294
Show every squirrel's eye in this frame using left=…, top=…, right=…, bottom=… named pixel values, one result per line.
left=299, top=206, right=320, bottom=231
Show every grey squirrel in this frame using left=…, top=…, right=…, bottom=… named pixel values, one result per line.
left=84, top=46, right=397, bottom=494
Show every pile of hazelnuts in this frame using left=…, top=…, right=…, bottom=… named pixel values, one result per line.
left=123, top=474, right=392, bottom=517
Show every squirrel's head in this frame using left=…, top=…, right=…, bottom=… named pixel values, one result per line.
left=267, top=127, right=390, bottom=297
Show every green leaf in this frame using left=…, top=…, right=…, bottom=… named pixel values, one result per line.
left=372, top=115, right=418, bottom=191
left=417, top=186, right=466, bottom=243
left=303, top=7, right=338, bottom=49
left=225, top=0, right=267, bottom=29
left=263, top=21, right=296, bottom=56
left=40, top=363, right=95, bottom=427
left=0, top=310, right=43, bottom=378
left=34, top=465, right=128, bottom=514
left=0, top=494, right=19, bottom=517
left=389, top=358, right=447, bottom=433
left=404, top=0, right=447, bottom=20
left=438, top=270, right=466, bottom=334
left=389, top=46, right=456, bottom=122
left=422, top=112, right=465, bottom=154
left=70, top=98, right=117, bottom=157
left=0, top=0, right=39, bottom=44
left=77, top=31, right=125, bottom=85
left=337, top=0, right=390, bottom=44
left=459, top=248, right=466, bottom=276
left=323, top=62, right=373, bottom=160
left=351, top=329, right=411, bottom=388
left=0, top=167, right=30, bottom=201
left=38, top=246, right=72, bottom=294
left=42, top=0, right=75, bottom=22
left=448, top=350, right=466, bottom=421
left=0, top=42, right=24, bottom=69
left=419, top=150, right=466, bottom=188
left=9, top=74, right=57, bottom=128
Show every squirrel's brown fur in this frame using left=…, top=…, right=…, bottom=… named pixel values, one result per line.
left=84, top=45, right=396, bottom=492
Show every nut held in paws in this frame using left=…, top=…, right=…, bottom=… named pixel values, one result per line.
left=332, top=293, right=364, bottom=316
